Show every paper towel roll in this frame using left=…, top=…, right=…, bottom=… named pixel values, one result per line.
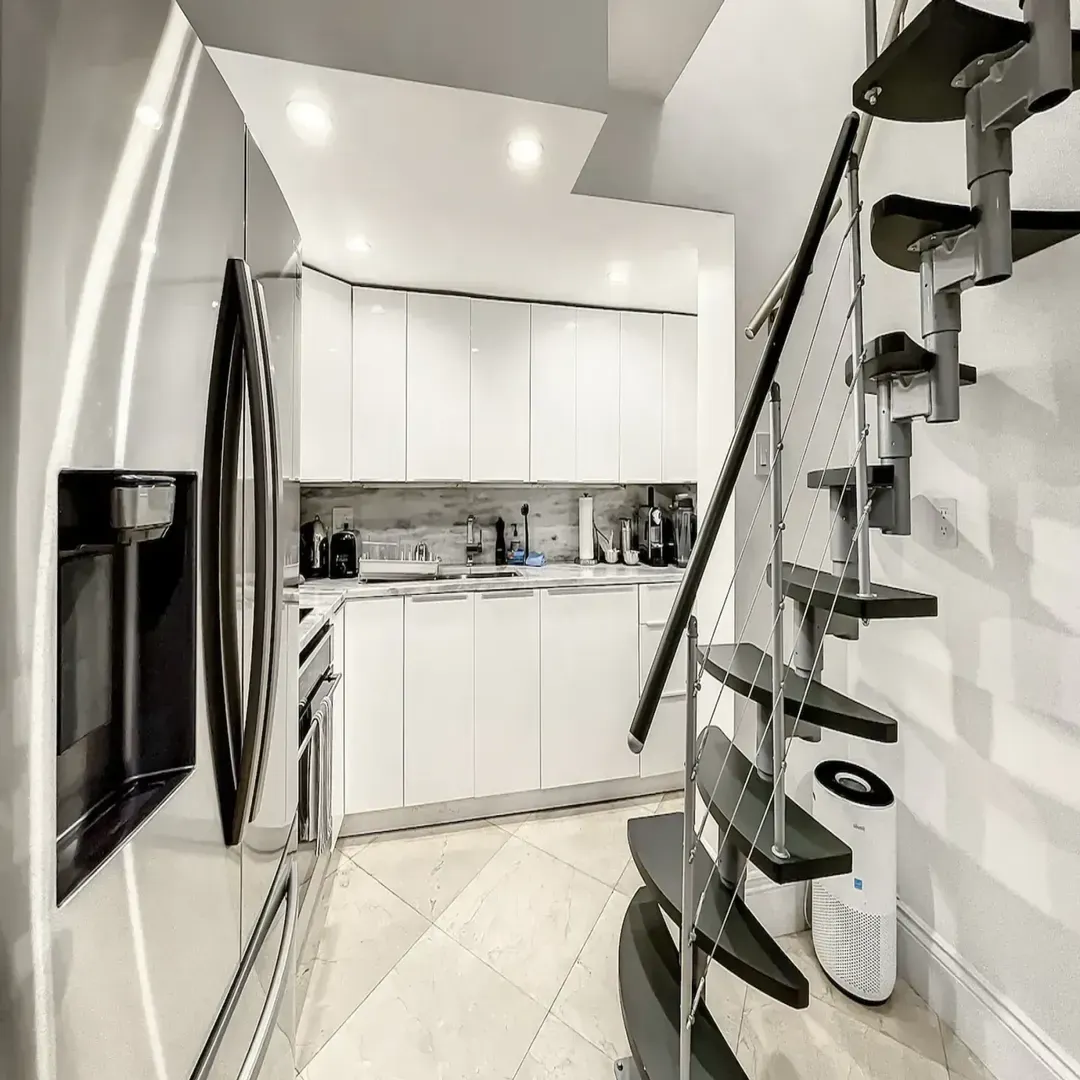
left=578, top=495, right=596, bottom=563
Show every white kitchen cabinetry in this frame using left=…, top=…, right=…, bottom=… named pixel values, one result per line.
left=343, top=598, right=405, bottom=815
left=406, top=292, right=471, bottom=481
left=662, top=314, right=697, bottom=483
left=471, top=299, right=531, bottom=482
left=331, top=605, right=347, bottom=845
left=576, top=308, right=621, bottom=483
left=619, top=311, right=664, bottom=482
left=473, top=589, right=540, bottom=798
left=299, top=268, right=352, bottom=481
left=352, top=287, right=406, bottom=481
left=530, top=305, right=577, bottom=482
left=540, top=586, right=640, bottom=788
left=404, top=593, right=475, bottom=805
left=637, top=584, right=687, bottom=778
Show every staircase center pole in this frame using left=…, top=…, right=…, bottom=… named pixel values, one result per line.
left=679, top=615, right=699, bottom=1080
left=768, top=385, right=789, bottom=860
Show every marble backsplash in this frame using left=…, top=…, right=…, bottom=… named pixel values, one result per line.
left=300, top=484, right=696, bottom=565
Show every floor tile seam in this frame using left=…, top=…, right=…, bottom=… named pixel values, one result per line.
left=508, top=828, right=637, bottom=893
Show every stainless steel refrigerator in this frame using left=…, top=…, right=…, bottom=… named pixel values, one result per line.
left=0, top=1, right=302, bottom=1076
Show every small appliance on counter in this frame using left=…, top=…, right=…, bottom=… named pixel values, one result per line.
left=637, top=487, right=665, bottom=566
left=495, top=517, right=506, bottom=566
left=300, top=515, right=329, bottom=579
left=673, top=492, right=697, bottom=568
left=329, top=524, right=358, bottom=578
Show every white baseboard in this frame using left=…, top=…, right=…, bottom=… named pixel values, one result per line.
left=744, top=870, right=807, bottom=938
left=897, top=902, right=1079, bottom=1080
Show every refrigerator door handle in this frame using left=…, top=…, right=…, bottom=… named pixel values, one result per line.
left=202, top=261, right=250, bottom=846
left=189, top=853, right=297, bottom=1080
left=231, top=259, right=277, bottom=841
left=248, top=279, right=283, bottom=822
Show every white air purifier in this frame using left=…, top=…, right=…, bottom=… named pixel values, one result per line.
left=811, top=759, right=896, bottom=1004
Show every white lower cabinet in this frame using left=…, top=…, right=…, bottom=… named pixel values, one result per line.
left=343, top=597, right=404, bottom=815
left=405, top=593, right=475, bottom=805
left=331, top=605, right=347, bottom=844
left=638, top=583, right=688, bottom=778
left=540, top=586, right=640, bottom=789
left=473, top=589, right=540, bottom=798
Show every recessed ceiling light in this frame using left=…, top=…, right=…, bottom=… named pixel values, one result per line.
left=564, top=321, right=575, bottom=332
left=286, top=97, right=333, bottom=145
left=471, top=347, right=480, bottom=354
left=346, top=235, right=371, bottom=254
left=607, top=262, right=630, bottom=284
left=135, top=103, right=163, bottom=131
left=507, top=131, right=543, bottom=171
left=371, top=303, right=385, bottom=314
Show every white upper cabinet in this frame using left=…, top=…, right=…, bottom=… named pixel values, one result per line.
left=406, top=292, right=471, bottom=481
left=530, top=305, right=577, bottom=482
left=299, top=268, right=351, bottom=481
left=619, top=311, right=663, bottom=483
left=575, top=308, right=621, bottom=483
left=662, top=313, right=697, bottom=483
left=470, top=299, right=530, bottom=482
left=352, top=287, right=406, bottom=481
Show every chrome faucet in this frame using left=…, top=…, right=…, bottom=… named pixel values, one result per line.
left=465, top=515, right=483, bottom=565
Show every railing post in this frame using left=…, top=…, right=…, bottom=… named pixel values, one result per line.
left=768, top=385, right=788, bottom=860
left=679, top=615, right=699, bottom=1080
left=847, top=154, right=873, bottom=599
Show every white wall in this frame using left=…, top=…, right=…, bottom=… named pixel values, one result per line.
left=575, top=0, right=1080, bottom=1070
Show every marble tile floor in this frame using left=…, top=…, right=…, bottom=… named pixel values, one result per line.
left=297, top=794, right=997, bottom=1080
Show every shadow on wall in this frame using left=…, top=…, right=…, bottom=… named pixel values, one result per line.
left=848, top=234, right=1080, bottom=1058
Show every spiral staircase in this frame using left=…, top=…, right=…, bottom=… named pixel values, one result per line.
left=616, top=2, right=1080, bottom=1077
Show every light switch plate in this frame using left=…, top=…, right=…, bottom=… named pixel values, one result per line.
left=332, top=506, right=351, bottom=534
left=930, top=498, right=957, bottom=549
left=754, top=432, right=771, bottom=476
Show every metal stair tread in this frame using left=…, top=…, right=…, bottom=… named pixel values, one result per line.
left=807, top=463, right=896, bottom=492
left=852, top=0, right=1080, bottom=123
left=628, top=813, right=810, bottom=1008
left=695, top=726, right=852, bottom=885
left=871, top=194, right=1080, bottom=275
left=843, top=332, right=977, bottom=391
left=697, top=643, right=897, bottom=744
left=770, top=561, right=938, bottom=621
left=619, top=887, right=750, bottom=1080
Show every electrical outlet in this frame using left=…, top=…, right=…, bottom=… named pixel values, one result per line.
left=754, top=432, right=771, bottom=476
left=332, top=506, right=351, bottom=534
left=931, top=498, right=957, bottom=549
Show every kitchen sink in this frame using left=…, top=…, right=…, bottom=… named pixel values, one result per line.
left=437, top=568, right=523, bottom=581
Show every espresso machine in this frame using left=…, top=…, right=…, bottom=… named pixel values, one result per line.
left=637, top=487, right=665, bottom=566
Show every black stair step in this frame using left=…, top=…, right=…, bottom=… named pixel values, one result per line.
left=843, top=333, right=977, bottom=391
left=695, top=726, right=852, bottom=886
left=853, top=0, right=1080, bottom=123
left=769, top=561, right=938, bottom=621
left=628, top=813, right=810, bottom=1009
left=697, top=643, right=897, bottom=744
left=619, top=887, right=749, bottom=1080
left=871, top=194, right=1080, bottom=275
left=807, top=463, right=895, bottom=492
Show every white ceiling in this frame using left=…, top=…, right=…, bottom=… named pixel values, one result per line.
left=210, top=49, right=719, bottom=311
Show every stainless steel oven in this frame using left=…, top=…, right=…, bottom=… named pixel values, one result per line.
left=296, top=621, right=338, bottom=962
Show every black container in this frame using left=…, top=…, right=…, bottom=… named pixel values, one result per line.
left=300, top=516, right=329, bottom=579
left=495, top=517, right=506, bottom=566
left=329, top=527, right=358, bottom=578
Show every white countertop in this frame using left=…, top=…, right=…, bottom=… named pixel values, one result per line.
left=296, top=562, right=683, bottom=650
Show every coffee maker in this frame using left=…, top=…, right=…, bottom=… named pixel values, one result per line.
left=637, top=487, right=665, bottom=566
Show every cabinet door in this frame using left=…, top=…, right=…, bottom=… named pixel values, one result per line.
left=331, top=604, right=346, bottom=844
left=638, top=585, right=688, bottom=778
left=530, top=305, right=576, bottom=482
left=407, top=292, right=471, bottom=481
left=353, top=287, right=406, bottom=481
left=662, top=314, right=697, bottom=483
left=474, top=590, right=540, bottom=797
left=343, top=598, right=405, bottom=815
left=619, top=311, right=663, bottom=483
left=540, top=586, right=640, bottom=788
left=576, top=308, right=620, bottom=482
left=470, top=299, right=531, bottom=481
left=299, top=268, right=352, bottom=480
left=405, top=593, right=475, bottom=805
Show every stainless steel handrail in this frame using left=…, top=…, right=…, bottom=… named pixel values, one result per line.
left=744, top=0, right=910, bottom=340
left=629, top=111, right=861, bottom=754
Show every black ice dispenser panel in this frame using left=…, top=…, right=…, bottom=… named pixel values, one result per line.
left=56, top=471, right=196, bottom=903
